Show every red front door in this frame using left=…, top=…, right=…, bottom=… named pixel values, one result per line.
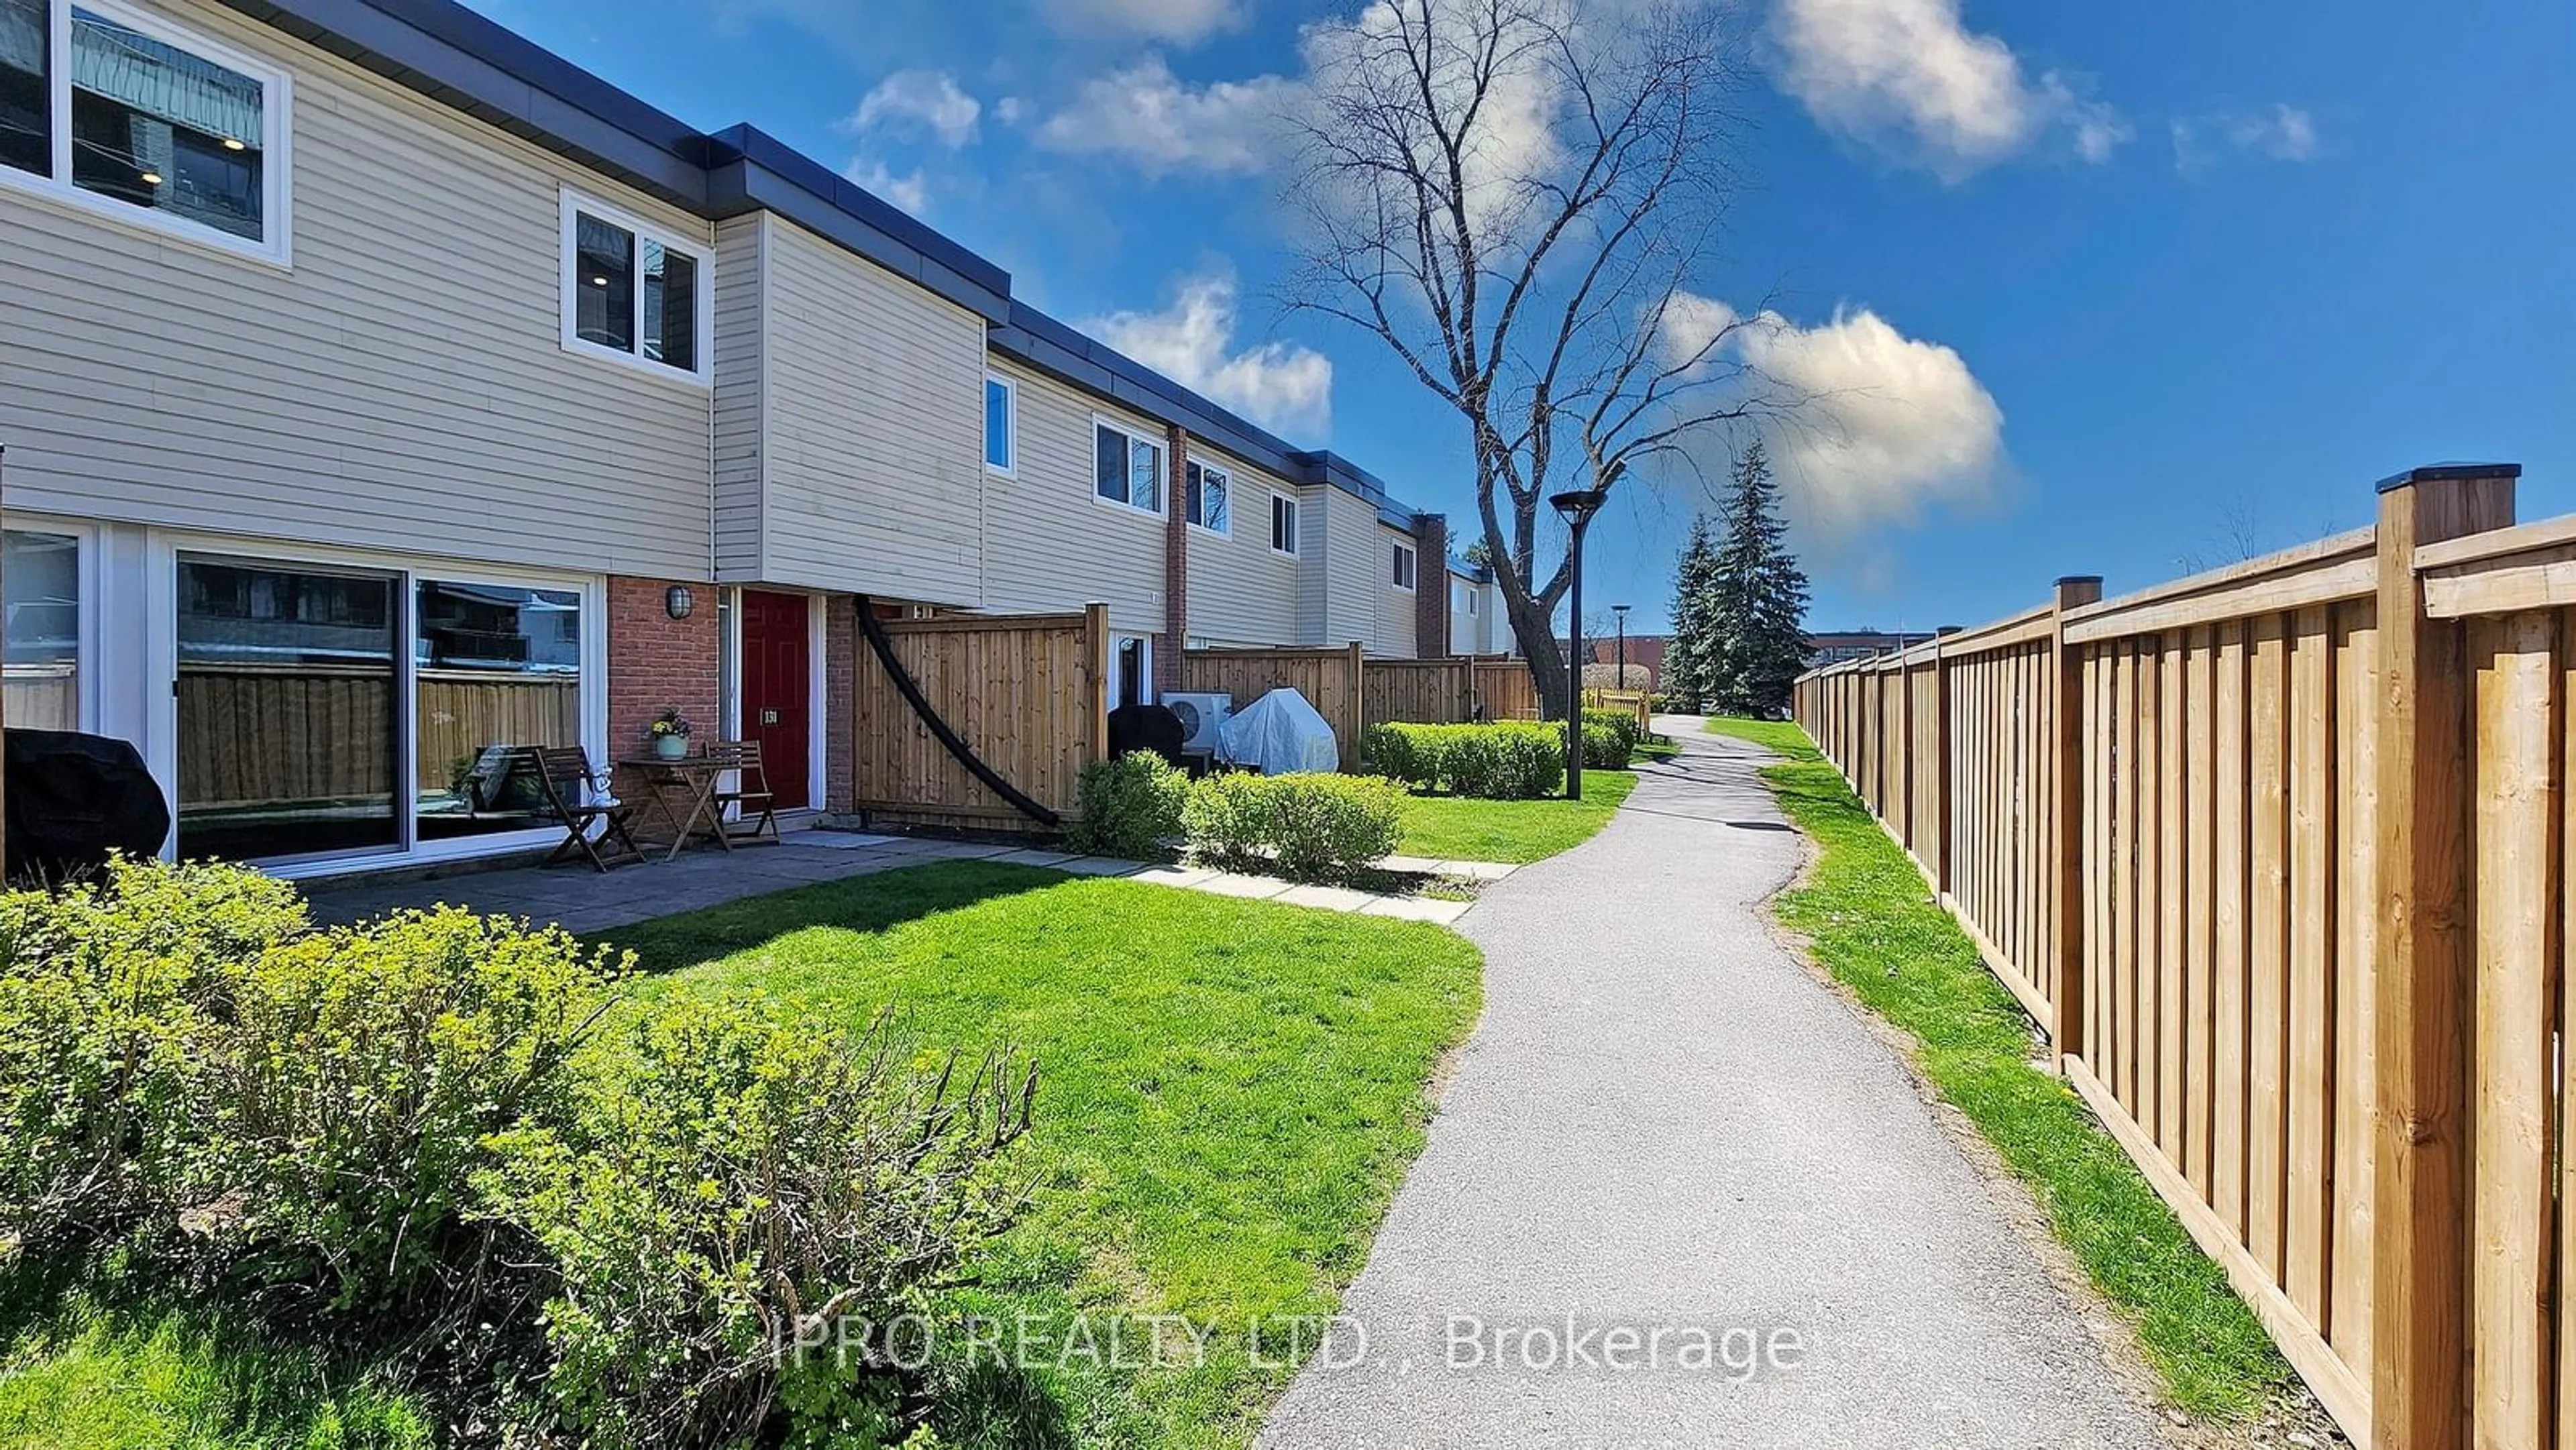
left=740, top=591, right=812, bottom=811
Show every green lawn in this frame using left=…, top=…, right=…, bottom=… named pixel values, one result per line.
left=1395, top=767, right=1640, bottom=864
left=1703, top=716, right=2291, bottom=1419
left=1, top=862, right=1482, bottom=1450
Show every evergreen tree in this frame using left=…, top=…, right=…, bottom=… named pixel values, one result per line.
left=1705, top=442, right=1812, bottom=718
left=1662, top=514, right=1721, bottom=711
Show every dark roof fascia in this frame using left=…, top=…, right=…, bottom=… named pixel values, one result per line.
left=216, top=0, right=710, bottom=210
left=704, top=127, right=1010, bottom=323
left=991, top=304, right=1425, bottom=524
left=213, top=0, right=1438, bottom=524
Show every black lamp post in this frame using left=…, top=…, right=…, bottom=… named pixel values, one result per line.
left=1548, top=486, right=1609, bottom=800
left=1612, top=604, right=1631, bottom=689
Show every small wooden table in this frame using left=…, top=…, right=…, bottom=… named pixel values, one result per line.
left=618, top=755, right=735, bottom=862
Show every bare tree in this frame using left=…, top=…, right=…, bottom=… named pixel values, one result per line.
left=1283, top=0, right=1786, bottom=716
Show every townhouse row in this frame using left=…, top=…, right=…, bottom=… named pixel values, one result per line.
left=0, top=0, right=1508, bottom=875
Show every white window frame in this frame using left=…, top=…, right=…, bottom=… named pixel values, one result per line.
left=1391, top=541, right=1417, bottom=593
left=1185, top=459, right=1232, bottom=537
left=0, top=0, right=294, bottom=266
left=1, top=514, right=100, bottom=732
left=984, top=373, right=1018, bottom=477
left=1270, top=493, right=1300, bottom=558
left=1090, top=416, right=1166, bottom=518
left=1466, top=581, right=1480, bottom=616
left=141, top=528, right=607, bottom=877
left=558, top=188, right=714, bottom=386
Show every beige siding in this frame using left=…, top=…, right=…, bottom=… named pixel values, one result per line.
left=1377, top=523, right=1419, bottom=657
left=1317, top=494, right=1377, bottom=648
left=1449, top=575, right=1494, bottom=655
left=757, top=216, right=983, bottom=603
left=0, top=0, right=711, bottom=578
left=1183, top=443, right=1301, bottom=647
left=1294, top=486, right=1332, bottom=645
left=711, top=215, right=766, bottom=580
left=980, top=357, right=1166, bottom=636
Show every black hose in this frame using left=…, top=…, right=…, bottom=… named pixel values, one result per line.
left=854, top=598, right=1064, bottom=829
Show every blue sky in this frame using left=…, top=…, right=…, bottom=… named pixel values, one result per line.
left=468, top=0, right=2576, bottom=636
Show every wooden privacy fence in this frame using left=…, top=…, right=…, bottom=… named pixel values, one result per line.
left=1790, top=463, right=2576, bottom=1450
left=849, top=606, right=1108, bottom=832
left=847, top=617, right=1540, bottom=829
left=1180, top=647, right=1542, bottom=769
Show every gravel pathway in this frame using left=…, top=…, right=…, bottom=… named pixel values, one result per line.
left=1260, top=722, right=2163, bottom=1449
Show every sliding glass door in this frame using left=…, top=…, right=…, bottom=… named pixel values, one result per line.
left=175, top=555, right=400, bottom=862
left=414, top=579, right=583, bottom=840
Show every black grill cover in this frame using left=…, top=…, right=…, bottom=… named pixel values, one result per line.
left=5, top=730, right=172, bottom=884
left=1106, top=704, right=1186, bottom=768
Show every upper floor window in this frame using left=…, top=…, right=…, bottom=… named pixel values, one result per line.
left=985, top=375, right=1016, bottom=474
left=1185, top=460, right=1230, bottom=535
left=1392, top=541, right=1417, bottom=592
left=1093, top=420, right=1163, bottom=515
left=0, top=0, right=290, bottom=262
left=560, top=190, right=708, bottom=382
left=1271, top=494, right=1299, bottom=557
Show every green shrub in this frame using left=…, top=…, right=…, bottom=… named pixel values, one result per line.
left=1488, top=722, right=1566, bottom=797
left=1185, top=772, right=1403, bottom=881
left=1181, top=771, right=1275, bottom=868
left=1580, top=719, right=1633, bottom=769
left=0, top=858, right=310, bottom=1262
left=478, top=999, right=1034, bottom=1449
left=1067, top=751, right=1189, bottom=859
left=1359, top=723, right=1428, bottom=787
left=176, top=908, right=627, bottom=1312
left=1359, top=722, right=1562, bottom=799
left=0, top=858, right=627, bottom=1320
left=1583, top=707, right=1644, bottom=757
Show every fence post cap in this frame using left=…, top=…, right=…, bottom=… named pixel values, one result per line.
left=2375, top=462, right=2522, bottom=494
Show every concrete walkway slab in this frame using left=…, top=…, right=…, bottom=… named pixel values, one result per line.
left=1260, top=724, right=2159, bottom=1449
left=1273, top=883, right=1378, bottom=912
left=1358, top=895, right=1473, bottom=925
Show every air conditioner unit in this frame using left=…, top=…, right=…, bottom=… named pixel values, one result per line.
left=1164, top=692, right=1233, bottom=753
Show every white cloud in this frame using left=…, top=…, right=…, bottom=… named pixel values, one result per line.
left=845, top=160, right=931, bottom=217
left=1042, top=0, right=1242, bottom=45
left=1297, top=0, right=1570, bottom=240
left=848, top=69, right=981, bottom=149
left=1034, top=56, right=1298, bottom=176
left=1087, top=271, right=1334, bottom=439
left=2172, top=103, right=2320, bottom=174
left=1769, top=0, right=2125, bottom=178
left=1664, top=295, right=2003, bottom=545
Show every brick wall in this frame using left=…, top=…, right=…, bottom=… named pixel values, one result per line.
left=607, top=575, right=720, bottom=793
left=1160, top=423, right=1189, bottom=691
left=1413, top=514, right=1450, bottom=659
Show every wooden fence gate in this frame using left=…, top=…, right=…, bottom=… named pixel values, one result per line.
left=1790, top=464, right=2576, bottom=1450
left=849, top=606, right=1108, bottom=834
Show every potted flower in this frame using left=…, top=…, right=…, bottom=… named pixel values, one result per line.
left=649, top=708, right=694, bottom=760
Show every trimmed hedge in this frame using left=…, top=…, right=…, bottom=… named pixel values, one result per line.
left=1184, top=772, right=1403, bottom=881
left=1360, top=721, right=1564, bottom=799
left=1068, top=751, right=1189, bottom=859
left=1582, top=708, right=1645, bottom=769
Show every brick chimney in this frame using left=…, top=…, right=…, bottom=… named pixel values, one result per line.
left=1160, top=424, right=1189, bottom=693
left=1413, top=513, right=1450, bottom=658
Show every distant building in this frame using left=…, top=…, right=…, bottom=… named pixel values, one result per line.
left=1804, top=630, right=1937, bottom=666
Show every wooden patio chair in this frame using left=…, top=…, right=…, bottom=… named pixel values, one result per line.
left=523, top=745, right=649, bottom=871
left=700, top=740, right=780, bottom=846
